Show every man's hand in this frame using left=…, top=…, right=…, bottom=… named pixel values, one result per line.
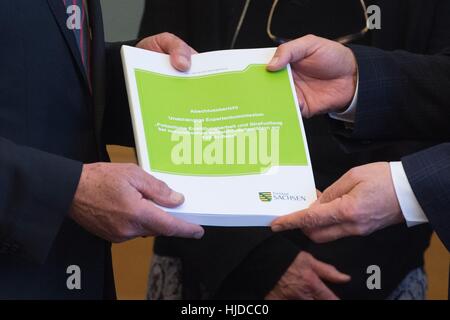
left=266, top=252, right=350, bottom=300
left=70, top=163, right=204, bottom=242
left=137, top=32, right=197, bottom=72
left=271, top=163, right=404, bottom=243
left=267, top=35, right=358, bottom=118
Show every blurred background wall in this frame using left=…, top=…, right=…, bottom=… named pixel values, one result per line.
left=101, top=0, right=145, bottom=42
left=101, top=1, right=448, bottom=300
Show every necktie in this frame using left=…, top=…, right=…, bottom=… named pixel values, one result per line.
left=63, top=0, right=91, bottom=86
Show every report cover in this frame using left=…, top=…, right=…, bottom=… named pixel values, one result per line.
left=121, top=46, right=316, bottom=226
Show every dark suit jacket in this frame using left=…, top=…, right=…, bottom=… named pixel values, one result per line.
left=403, top=145, right=450, bottom=251
left=141, top=0, right=448, bottom=299
left=338, top=16, right=450, bottom=296
left=0, top=0, right=132, bottom=299
left=345, top=44, right=450, bottom=250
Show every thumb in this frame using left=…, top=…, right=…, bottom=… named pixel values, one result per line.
left=137, top=172, right=185, bottom=208
left=320, top=169, right=360, bottom=204
left=271, top=199, right=342, bottom=232
left=267, top=35, right=319, bottom=71
left=141, top=32, right=196, bottom=71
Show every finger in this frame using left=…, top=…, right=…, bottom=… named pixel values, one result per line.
left=310, top=257, right=351, bottom=283
left=311, top=278, right=340, bottom=300
left=316, top=189, right=323, bottom=198
left=154, top=33, right=194, bottom=71
left=136, top=172, right=185, bottom=208
left=271, top=199, right=342, bottom=232
left=267, top=35, right=319, bottom=71
left=320, top=169, right=361, bottom=204
left=138, top=200, right=204, bottom=239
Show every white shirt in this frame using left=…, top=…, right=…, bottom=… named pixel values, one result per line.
left=329, top=76, right=429, bottom=227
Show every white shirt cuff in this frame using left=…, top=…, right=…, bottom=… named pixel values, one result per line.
left=390, top=162, right=429, bottom=227
left=329, top=72, right=359, bottom=123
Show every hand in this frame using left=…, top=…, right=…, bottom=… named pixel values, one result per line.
left=271, top=163, right=404, bottom=243
left=265, top=252, right=350, bottom=300
left=70, top=163, right=204, bottom=242
left=267, top=35, right=358, bottom=118
left=137, top=32, right=197, bottom=72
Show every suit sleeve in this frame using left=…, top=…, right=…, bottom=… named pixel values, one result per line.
left=344, top=44, right=450, bottom=141
left=402, top=143, right=450, bottom=251
left=0, top=137, right=82, bottom=263
left=344, top=0, right=450, bottom=141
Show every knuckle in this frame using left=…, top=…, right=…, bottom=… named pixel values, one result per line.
left=300, top=251, right=312, bottom=262
left=304, top=34, right=317, bottom=41
left=302, top=211, right=318, bottom=229
left=161, top=31, right=174, bottom=39
left=346, top=167, right=360, bottom=182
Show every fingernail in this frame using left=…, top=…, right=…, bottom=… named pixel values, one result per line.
left=170, top=191, right=185, bottom=204
left=178, top=56, right=189, bottom=70
left=342, top=274, right=352, bottom=281
left=271, top=224, right=283, bottom=232
left=194, top=229, right=204, bottom=239
left=268, top=57, right=279, bottom=68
